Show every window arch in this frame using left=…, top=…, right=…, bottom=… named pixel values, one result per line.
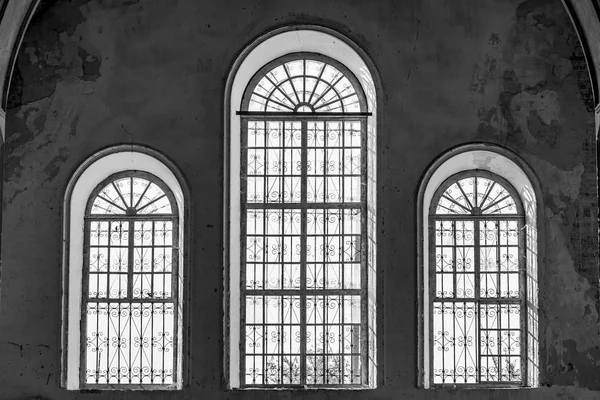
left=243, top=53, right=367, bottom=113
left=225, top=27, right=379, bottom=389
left=418, top=144, right=540, bottom=388
left=61, top=146, right=188, bottom=390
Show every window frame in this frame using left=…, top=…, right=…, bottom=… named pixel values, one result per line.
left=224, top=26, right=380, bottom=390
left=238, top=52, right=370, bottom=388
left=428, top=170, right=527, bottom=388
left=416, top=144, right=542, bottom=389
left=240, top=52, right=368, bottom=114
left=61, top=145, right=189, bottom=391
left=80, top=170, right=180, bottom=390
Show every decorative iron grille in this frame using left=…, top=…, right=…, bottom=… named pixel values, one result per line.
left=240, top=53, right=370, bottom=387
left=429, top=171, right=527, bottom=386
left=245, top=54, right=363, bottom=113
left=82, top=171, right=179, bottom=388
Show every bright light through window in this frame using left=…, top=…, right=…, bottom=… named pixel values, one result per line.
left=430, top=171, right=527, bottom=386
left=82, top=171, right=179, bottom=388
left=239, top=53, right=373, bottom=387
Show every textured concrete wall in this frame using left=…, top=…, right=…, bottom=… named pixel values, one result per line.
left=0, top=0, right=598, bottom=398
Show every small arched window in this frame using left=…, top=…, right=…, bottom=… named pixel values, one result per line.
left=82, top=171, right=179, bottom=387
left=61, top=146, right=187, bottom=391
left=418, top=146, right=540, bottom=389
left=430, top=171, right=527, bottom=385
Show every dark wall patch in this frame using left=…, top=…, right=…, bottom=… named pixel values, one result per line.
left=77, top=46, right=101, bottom=81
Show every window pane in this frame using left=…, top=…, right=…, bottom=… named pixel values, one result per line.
left=90, top=176, right=172, bottom=215
left=84, top=302, right=176, bottom=385
left=247, top=57, right=363, bottom=113
left=432, top=302, right=477, bottom=384
left=245, top=296, right=301, bottom=385
left=434, top=175, right=519, bottom=216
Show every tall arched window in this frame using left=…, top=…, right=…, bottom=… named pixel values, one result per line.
left=226, top=27, right=379, bottom=389
left=239, top=53, right=369, bottom=387
left=418, top=145, right=540, bottom=389
left=61, top=146, right=187, bottom=390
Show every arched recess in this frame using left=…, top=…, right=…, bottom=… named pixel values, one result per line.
left=61, top=144, right=190, bottom=390
left=416, top=143, right=544, bottom=388
left=224, top=25, right=381, bottom=388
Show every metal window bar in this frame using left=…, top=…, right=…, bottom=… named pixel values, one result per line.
left=80, top=171, right=180, bottom=389
left=240, top=117, right=368, bottom=388
left=429, top=171, right=527, bottom=387
left=240, top=53, right=368, bottom=115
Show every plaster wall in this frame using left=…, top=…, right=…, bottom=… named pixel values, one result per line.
left=0, top=0, right=598, bottom=398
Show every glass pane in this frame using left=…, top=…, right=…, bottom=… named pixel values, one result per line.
left=244, top=296, right=301, bottom=385
left=84, top=302, right=175, bottom=385
left=306, top=295, right=362, bottom=384
left=247, top=57, right=363, bottom=113
left=90, top=176, right=173, bottom=215
left=432, top=302, right=477, bottom=384
left=435, top=175, right=519, bottom=216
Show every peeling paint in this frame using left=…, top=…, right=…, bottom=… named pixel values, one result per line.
left=0, top=0, right=598, bottom=397
left=511, top=90, right=561, bottom=145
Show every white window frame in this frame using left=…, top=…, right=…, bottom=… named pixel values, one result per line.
left=61, top=145, right=187, bottom=390
left=224, top=25, right=379, bottom=389
left=417, top=143, right=542, bottom=389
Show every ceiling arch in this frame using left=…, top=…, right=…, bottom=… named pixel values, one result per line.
left=0, top=0, right=598, bottom=139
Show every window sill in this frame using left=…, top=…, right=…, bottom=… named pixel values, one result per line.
left=231, top=384, right=375, bottom=391
left=427, top=385, right=537, bottom=390
left=74, top=384, right=181, bottom=391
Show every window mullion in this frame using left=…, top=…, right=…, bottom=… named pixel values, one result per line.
left=128, top=219, right=134, bottom=300
left=300, top=119, right=308, bottom=386
left=474, top=218, right=481, bottom=383
left=105, top=221, right=112, bottom=383
left=451, top=220, right=457, bottom=383
left=496, top=219, right=502, bottom=381
left=151, top=221, right=156, bottom=384
left=452, top=221, right=457, bottom=304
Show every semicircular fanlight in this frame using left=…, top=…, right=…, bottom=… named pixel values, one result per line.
left=435, top=175, right=518, bottom=215
left=90, top=175, right=173, bottom=215
left=247, top=57, right=364, bottom=113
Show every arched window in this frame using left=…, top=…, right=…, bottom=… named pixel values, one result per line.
left=61, top=146, right=187, bottom=390
left=226, top=27, right=378, bottom=389
left=244, top=54, right=365, bottom=113
left=418, top=145, right=540, bottom=388
left=82, top=171, right=179, bottom=387
left=431, top=170, right=525, bottom=385
left=241, top=53, right=367, bottom=387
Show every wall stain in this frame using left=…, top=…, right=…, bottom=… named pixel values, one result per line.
left=1, top=0, right=599, bottom=396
